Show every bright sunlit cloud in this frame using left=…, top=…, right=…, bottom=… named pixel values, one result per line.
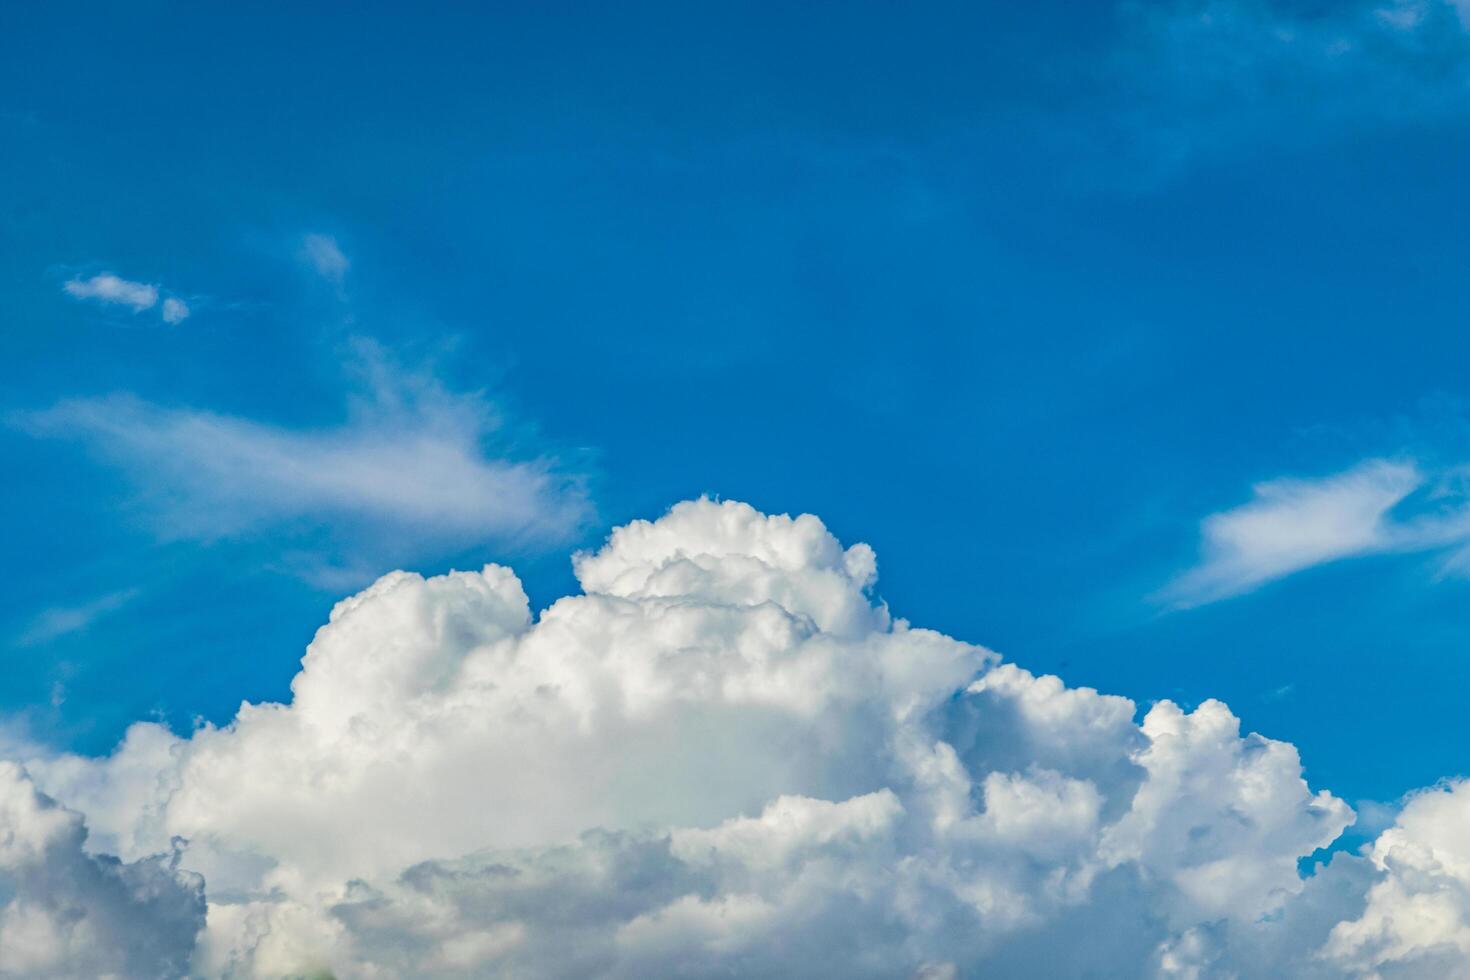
left=0, top=499, right=1374, bottom=978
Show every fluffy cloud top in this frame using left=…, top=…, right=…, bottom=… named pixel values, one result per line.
left=1326, top=780, right=1470, bottom=974
left=0, top=498, right=1465, bottom=976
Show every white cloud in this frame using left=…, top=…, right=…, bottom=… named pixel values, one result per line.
left=1164, top=454, right=1470, bottom=605
left=62, top=273, right=194, bottom=324
left=0, top=762, right=203, bottom=979
left=160, top=297, right=190, bottom=323
left=302, top=233, right=349, bottom=284
left=13, top=342, right=590, bottom=562
left=4, top=497, right=1439, bottom=977
left=1164, top=459, right=1423, bottom=605
left=62, top=273, right=158, bottom=313
left=1323, top=778, right=1470, bottom=975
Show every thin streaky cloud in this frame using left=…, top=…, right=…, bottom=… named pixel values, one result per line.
left=63, top=273, right=158, bottom=312
left=11, top=342, right=591, bottom=553
left=1162, top=459, right=1423, bottom=607
left=16, top=588, right=141, bottom=647
left=1163, top=454, right=1470, bottom=606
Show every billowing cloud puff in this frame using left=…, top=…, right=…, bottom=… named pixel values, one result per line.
left=1, top=498, right=1464, bottom=976
left=1324, top=780, right=1470, bottom=976
left=0, top=762, right=203, bottom=979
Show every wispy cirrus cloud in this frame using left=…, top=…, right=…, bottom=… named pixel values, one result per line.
left=1163, top=454, right=1470, bottom=606
left=12, top=341, right=590, bottom=578
left=1163, top=460, right=1421, bottom=606
left=15, top=589, right=140, bottom=647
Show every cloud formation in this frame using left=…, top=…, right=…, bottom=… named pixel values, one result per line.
left=62, top=272, right=191, bottom=324
left=63, top=273, right=158, bottom=313
left=13, top=343, right=590, bottom=572
left=1325, top=779, right=1470, bottom=974
left=1165, top=454, right=1470, bottom=604
left=0, top=762, right=203, bottom=979
left=3, top=497, right=1466, bottom=977
left=1164, top=459, right=1423, bottom=605
left=160, top=297, right=190, bottom=324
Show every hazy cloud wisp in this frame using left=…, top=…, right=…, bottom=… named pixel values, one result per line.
left=16, top=589, right=141, bottom=647
left=12, top=346, right=591, bottom=574
left=1165, top=454, right=1470, bottom=605
left=1164, top=459, right=1423, bottom=606
left=301, top=233, right=349, bottom=285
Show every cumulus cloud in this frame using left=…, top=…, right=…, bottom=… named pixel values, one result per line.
left=13, top=342, right=590, bottom=568
left=7, top=497, right=1461, bottom=976
left=0, top=762, right=203, bottom=979
left=1324, top=779, right=1470, bottom=974
left=62, top=273, right=158, bottom=313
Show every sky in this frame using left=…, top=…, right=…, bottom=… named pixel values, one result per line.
left=9, top=2, right=1470, bottom=975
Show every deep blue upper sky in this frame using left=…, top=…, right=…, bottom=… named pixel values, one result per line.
left=6, top=0, right=1470, bottom=814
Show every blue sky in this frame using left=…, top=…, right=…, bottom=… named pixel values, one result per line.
left=7, top=0, right=1470, bottom=818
